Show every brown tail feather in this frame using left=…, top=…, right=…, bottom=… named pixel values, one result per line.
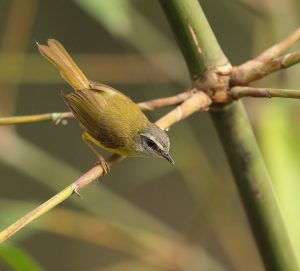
left=38, top=39, right=89, bottom=90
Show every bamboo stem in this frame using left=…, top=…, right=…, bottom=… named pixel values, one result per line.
left=160, top=0, right=299, bottom=270
left=160, top=0, right=228, bottom=76
left=211, top=104, right=298, bottom=271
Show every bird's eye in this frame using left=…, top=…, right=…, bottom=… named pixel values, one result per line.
left=147, top=139, right=156, bottom=148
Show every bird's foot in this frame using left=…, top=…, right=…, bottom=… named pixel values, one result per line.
left=95, top=159, right=110, bottom=175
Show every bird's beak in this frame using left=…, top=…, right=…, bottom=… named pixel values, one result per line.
left=162, top=152, right=175, bottom=164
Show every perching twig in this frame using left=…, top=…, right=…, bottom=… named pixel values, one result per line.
left=0, top=154, right=122, bottom=243
left=230, top=86, right=300, bottom=99
left=231, top=28, right=300, bottom=85
left=138, top=89, right=195, bottom=111
left=0, top=91, right=211, bottom=243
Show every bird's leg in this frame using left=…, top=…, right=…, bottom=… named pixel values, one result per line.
left=82, top=132, right=110, bottom=175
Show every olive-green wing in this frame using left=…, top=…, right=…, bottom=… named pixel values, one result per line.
left=62, top=89, right=127, bottom=150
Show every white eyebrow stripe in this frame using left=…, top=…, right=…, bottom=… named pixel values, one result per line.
left=145, top=134, right=164, bottom=151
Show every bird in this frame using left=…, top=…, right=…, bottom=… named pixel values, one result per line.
left=37, top=39, right=174, bottom=172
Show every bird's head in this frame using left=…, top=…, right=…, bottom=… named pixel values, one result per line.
left=135, top=123, right=174, bottom=164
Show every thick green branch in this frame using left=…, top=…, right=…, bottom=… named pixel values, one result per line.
left=160, top=0, right=229, bottom=76
left=160, top=0, right=299, bottom=270
left=211, top=104, right=298, bottom=271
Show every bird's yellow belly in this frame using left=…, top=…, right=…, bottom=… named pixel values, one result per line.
left=84, top=132, right=137, bottom=157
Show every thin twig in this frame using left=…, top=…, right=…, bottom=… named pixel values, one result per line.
left=138, top=89, right=195, bottom=111
left=231, top=50, right=300, bottom=85
left=231, top=28, right=300, bottom=85
left=270, top=50, right=300, bottom=69
left=0, top=91, right=211, bottom=243
left=255, top=28, right=300, bottom=62
left=230, top=86, right=300, bottom=99
left=0, top=90, right=196, bottom=126
left=0, top=112, right=74, bottom=125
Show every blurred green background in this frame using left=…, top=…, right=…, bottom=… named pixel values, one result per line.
left=0, top=0, right=299, bottom=270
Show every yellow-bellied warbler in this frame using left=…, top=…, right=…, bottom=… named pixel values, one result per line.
left=38, top=39, right=174, bottom=171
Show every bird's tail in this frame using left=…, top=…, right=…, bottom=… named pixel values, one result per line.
left=37, top=39, right=89, bottom=90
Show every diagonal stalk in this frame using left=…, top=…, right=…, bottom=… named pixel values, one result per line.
left=160, top=0, right=299, bottom=270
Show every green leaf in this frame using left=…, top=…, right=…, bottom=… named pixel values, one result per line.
left=0, top=246, right=44, bottom=271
